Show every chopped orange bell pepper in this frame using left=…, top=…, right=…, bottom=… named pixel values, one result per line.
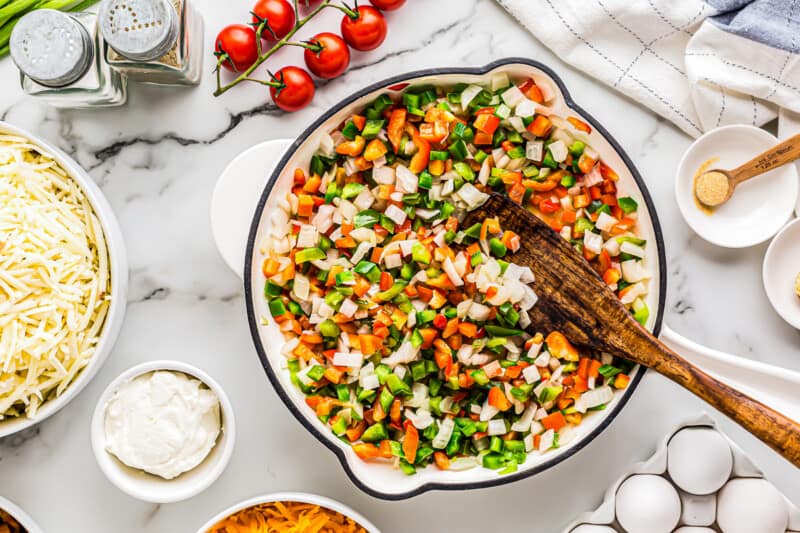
left=488, top=386, right=512, bottom=411
left=541, top=412, right=567, bottom=431
left=527, top=115, right=552, bottom=137
left=567, top=116, right=592, bottom=133
left=387, top=108, right=406, bottom=153
left=546, top=331, right=579, bottom=361
left=402, top=423, right=419, bottom=463
left=364, top=139, right=388, bottom=161
left=297, top=194, right=314, bottom=217
left=336, top=135, right=366, bottom=157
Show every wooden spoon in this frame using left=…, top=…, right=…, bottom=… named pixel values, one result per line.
left=464, top=194, right=800, bottom=467
left=695, top=132, right=800, bottom=207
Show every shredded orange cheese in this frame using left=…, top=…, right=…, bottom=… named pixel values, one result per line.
left=207, top=501, right=367, bottom=533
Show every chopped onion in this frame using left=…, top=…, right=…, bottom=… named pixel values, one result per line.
left=583, top=164, right=603, bottom=187
left=460, top=84, right=483, bottom=109
left=353, top=189, right=375, bottom=210
left=404, top=382, right=429, bottom=408
left=487, top=419, right=507, bottom=436
left=443, top=257, right=464, bottom=287
left=455, top=182, right=489, bottom=209
left=621, top=260, right=649, bottom=283
left=467, top=302, right=491, bottom=321
left=406, top=408, right=434, bottom=430
left=395, top=165, right=419, bottom=193
left=511, top=404, right=537, bottom=432
left=479, top=398, right=500, bottom=422
left=515, top=98, right=536, bottom=118
left=538, top=429, right=555, bottom=451
left=595, top=212, right=619, bottom=232
left=526, top=140, right=543, bottom=161
left=432, top=417, right=455, bottom=449
left=360, top=373, right=379, bottom=390
left=338, top=298, right=358, bottom=318
left=620, top=241, right=646, bottom=258
left=501, top=85, right=525, bottom=108
left=575, top=385, right=613, bottom=413
left=372, top=165, right=396, bottom=185
left=522, top=364, right=540, bottom=384
left=490, top=72, right=510, bottom=92
left=318, top=132, right=336, bottom=157
left=333, top=351, right=363, bottom=368
left=548, top=140, right=568, bottom=162
left=384, top=204, right=408, bottom=225
left=583, top=231, right=603, bottom=255
left=507, top=116, right=526, bottom=133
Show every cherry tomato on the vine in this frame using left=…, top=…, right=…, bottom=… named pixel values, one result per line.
left=270, top=66, right=315, bottom=112
left=215, top=24, right=259, bottom=72
left=303, top=32, right=350, bottom=79
left=251, top=0, right=296, bottom=41
left=369, top=0, right=405, bottom=10
left=341, top=6, right=387, bottom=51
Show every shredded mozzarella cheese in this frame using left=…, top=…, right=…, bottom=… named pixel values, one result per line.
left=0, top=135, right=110, bottom=419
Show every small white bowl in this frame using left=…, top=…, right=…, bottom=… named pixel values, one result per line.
left=91, top=360, right=236, bottom=503
left=675, top=125, right=798, bottom=248
left=195, top=492, right=380, bottom=533
left=0, top=496, right=43, bottom=533
left=763, top=217, right=800, bottom=329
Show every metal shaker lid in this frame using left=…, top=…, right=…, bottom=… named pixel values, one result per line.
left=10, top=9, right=93, bottom=88
left=98, top=0, right=179, bottom=61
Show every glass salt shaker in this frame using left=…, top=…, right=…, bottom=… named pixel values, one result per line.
left=10, top=9, right=127, bottom=108
left=98, top=0, right=204, bottom=86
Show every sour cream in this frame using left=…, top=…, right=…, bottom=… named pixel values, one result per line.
left=104, top=370, right=221, bottom=480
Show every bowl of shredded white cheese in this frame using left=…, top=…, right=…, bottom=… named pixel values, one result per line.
left=0, top=121, right=128, bottom=439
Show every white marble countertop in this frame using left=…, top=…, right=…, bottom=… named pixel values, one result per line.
left=1, top=1, right=798, bottom=531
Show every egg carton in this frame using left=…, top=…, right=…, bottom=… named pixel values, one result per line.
left=563, top=413, right=800, bottom=533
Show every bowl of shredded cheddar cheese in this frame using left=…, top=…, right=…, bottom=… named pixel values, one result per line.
left=198, top=493, right=379, bottom=533
left=0, top=121, right=128, bottom=439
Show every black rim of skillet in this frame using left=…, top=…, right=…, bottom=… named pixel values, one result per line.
left=244, top=57, right=667, bottom=501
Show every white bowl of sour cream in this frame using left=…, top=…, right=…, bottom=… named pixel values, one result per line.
left=91, top=360, right=236, bottom=503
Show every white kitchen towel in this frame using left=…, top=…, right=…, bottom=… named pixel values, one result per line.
left=497, top=0, right=800, bottom=138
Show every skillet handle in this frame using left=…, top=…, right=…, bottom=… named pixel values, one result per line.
left=660, top=324, right=800, bottom=425
left=210, top=139, right=293, bottom=279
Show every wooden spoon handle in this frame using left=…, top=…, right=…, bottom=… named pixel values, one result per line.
left=730, top=133, right=800, bottom=184
left=638, top=333, right=800, bottom=467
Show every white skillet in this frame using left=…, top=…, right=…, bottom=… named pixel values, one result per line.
left=211, top=139, right=800, bottom=451
left=209, top=59, right=799, bottom=498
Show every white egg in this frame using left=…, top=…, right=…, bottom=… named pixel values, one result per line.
left=667, top=427, right=732, bottom=495
left=674, top=528, right=715, bottom=532
left=615, top=474, right=681, bottom=533
left=570, top=525, right=617, bottom=532
left=717, top=478, right=788, bottom=533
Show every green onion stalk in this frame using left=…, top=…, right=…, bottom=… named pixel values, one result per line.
left=0, top=0, right=98, bottom=58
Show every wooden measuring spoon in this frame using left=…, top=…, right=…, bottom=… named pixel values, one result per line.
left=695, top=132, right=800, bottom=207
left=464, top=194, right=800, bottom=467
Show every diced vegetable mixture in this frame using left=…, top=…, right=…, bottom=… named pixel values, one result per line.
left=262, top=73, right=650, bottom=475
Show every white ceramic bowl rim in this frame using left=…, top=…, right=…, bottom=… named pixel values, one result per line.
left=0, top=121, right=128, bottom=440
left=195, top=492, right=380, bottom=533
left=0, top=495, right=44, bottom=533
left=90, top=360, right=236, bottom=503
left=762, top=217, right=800, bottom=329
left=242, top=58, right=668, bottom=499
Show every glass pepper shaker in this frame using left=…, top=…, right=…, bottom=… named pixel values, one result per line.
left=98, top=0, right=204, bottom=86
left=9, top=9, right=127, bottom=108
